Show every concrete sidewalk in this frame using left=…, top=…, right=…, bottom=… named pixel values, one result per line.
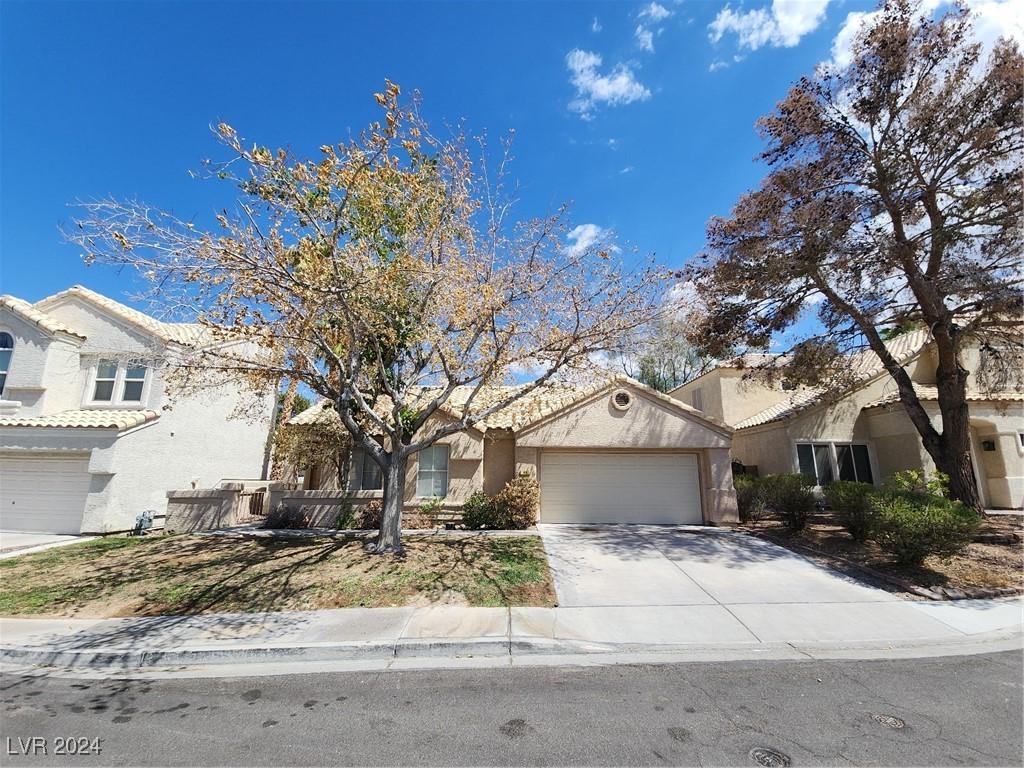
left=1, top=596, right=1020, bottom=671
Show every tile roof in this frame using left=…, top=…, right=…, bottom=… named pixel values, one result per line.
left=289, top=376, right=731, bottom=435
left=34, top=286, right=214, bottom=346
left=0, top=409, right=159, bottom=430
left=0, top=295, right=87, bottom=340
left=864, top=384, right=1024, bottom=409
left=289, top=384, right=599, bottom=432
left=734, top=330, right=933, bottom=430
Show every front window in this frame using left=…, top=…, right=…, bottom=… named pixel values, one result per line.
left=836, top=444, right=873, bottom=484
left=90, top=359, right=148, bottom=405
left=416, top=445, right=449, bottom=498
left=797, top=442, right=873, bottom=485
left=0, top=332, right=12, bottom=396
left=360, top=454, right=383, bottom=491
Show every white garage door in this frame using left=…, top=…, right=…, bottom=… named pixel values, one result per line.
left=540, top=452, right=702, bottom=525
left=0, top=455, right=90, bottom=534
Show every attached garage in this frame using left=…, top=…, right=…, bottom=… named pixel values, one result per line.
left=540, top=451, right=702, bottom=525
left=0, top=455, right=90, bottom=534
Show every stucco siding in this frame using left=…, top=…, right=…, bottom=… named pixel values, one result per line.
left=730, top=423, right=791, bottom=476
left=518, top=388, right=730, bottom=450
left=483, top=432, right=516, bottom=495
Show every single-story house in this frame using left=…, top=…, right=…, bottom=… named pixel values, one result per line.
left=671, top=330, right=1024, bottom=509
left=285, top=376, right=739, bottom=525
left=0, top=285, right=277, bottom=534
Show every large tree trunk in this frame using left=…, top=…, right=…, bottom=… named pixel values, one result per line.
left=932, top=369, right=983, bottom=513
left=372, top=453, right=407, bottom=554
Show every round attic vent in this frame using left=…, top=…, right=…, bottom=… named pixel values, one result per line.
left=612, top=389, right=632, bottom=411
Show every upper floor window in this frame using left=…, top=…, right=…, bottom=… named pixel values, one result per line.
left=89, top=359, right=148, bottom=406
left=0, top=332, right=12, bottom=396
left=416, top=445, right=449, bottom=498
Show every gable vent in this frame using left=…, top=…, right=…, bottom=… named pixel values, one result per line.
left=612, top=390, right=632, bottom=410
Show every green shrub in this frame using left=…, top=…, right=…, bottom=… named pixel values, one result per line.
left=333, top=498, right=356, bottom=529
left=823, top=480, right=875, bottom=542
left=461, top=491, right=505, bottom=530
left=869, top=491, right=979, bottom=565
left=496, top=473, right=540, bottom=530
left=884, top=469, right=950, bottom=498
left=760, top=473, right=815, bottom=530
left=734, top=475, right=768, bottom=522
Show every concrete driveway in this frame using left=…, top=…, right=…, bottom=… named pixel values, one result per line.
left=538, top=524, right=896, bottom=608
left=531, top=524, right=965, bottom=646
left=0, top=531, right=91, bottom=556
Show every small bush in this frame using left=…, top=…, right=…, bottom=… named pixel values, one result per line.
left=406, top=497, right=442, bottom=529
left=333, top=498, right=356, bottom=529
left=262, top=505, right=312, bottom=530
left=824, top=480, right=876, bottom=542
left=869, top=491, right=979, bottom=565
left=496, top=473, right=540, bottom=530
left=461, top=490, right=505, bottom=530
left=760, top=473, right=815, bottom=530
left=884, top=469, right=950, bottom=498
left=734, top=475, right=768, bottom=522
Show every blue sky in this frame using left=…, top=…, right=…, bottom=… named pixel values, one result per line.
left=3, top=0, right=998, bottom=310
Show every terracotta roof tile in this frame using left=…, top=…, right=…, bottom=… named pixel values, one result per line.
left=735, top=330, right=933, bottom=429
left=0, top=295, right=86, bottom=340
left=0, top=409, right=159, bottom=430
left=35, top=286, right=214, bottom=346
left=864, top=384, right=1024, bottom=409
left=290, top=375, right=732, bottom=435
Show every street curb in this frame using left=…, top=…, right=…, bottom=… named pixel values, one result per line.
left=3, top=628, right=1021, bottom=671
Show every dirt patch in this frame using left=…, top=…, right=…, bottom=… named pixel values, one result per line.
left=746, top=512, right=1022, bottom=595
left=0, top=533, right=556, bottom=618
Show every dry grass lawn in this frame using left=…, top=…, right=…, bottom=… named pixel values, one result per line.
left=0, top=534, right=556, bottom=618
left=749, top=512, right=1022, bottom=593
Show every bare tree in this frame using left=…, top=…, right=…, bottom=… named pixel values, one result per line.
left=69, top=83, right=662, bottom=552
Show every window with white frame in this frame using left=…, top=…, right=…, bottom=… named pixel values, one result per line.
left=416, top=445, right=449, bottom=498
left=89, top=359, right=148, bottom=405
left=797, top=442, right=873, bottom=485
left=0, top=332, right=13, bottom=396
left=121, top=364, right=147, bottom=402
left=360, top=453, right=383, bottom=491
left=92, top=360, right=118, bottom=402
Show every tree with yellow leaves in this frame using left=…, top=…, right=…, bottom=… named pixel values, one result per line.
left=70, top=83, right=663, bottom=552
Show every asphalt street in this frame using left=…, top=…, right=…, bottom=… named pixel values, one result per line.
left=2, top=651, right=1021, bottom=767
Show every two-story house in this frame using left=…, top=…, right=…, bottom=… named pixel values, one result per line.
left=671, top=330, right=1024, bottom=510
left=0, top=285, right=277, bottom=534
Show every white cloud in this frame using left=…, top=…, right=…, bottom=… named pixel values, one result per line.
left=829, top=0, right=1022, bottom=70
left=639, top=2, right=672, bottom=23
left=619, top=165, right=635, bottom=174
left=565, top=49, right=651, bottom=119
left=635, top=2, right=673, bottom=53
left=708, top=59, right=730, bottom=72
left=635, top=25, right=655, bottom=51
left=592, top=17, right=602, bottom=33
left=709, top=0, right=831, bottom=50
left=564, top=223, right=613, bottom=258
